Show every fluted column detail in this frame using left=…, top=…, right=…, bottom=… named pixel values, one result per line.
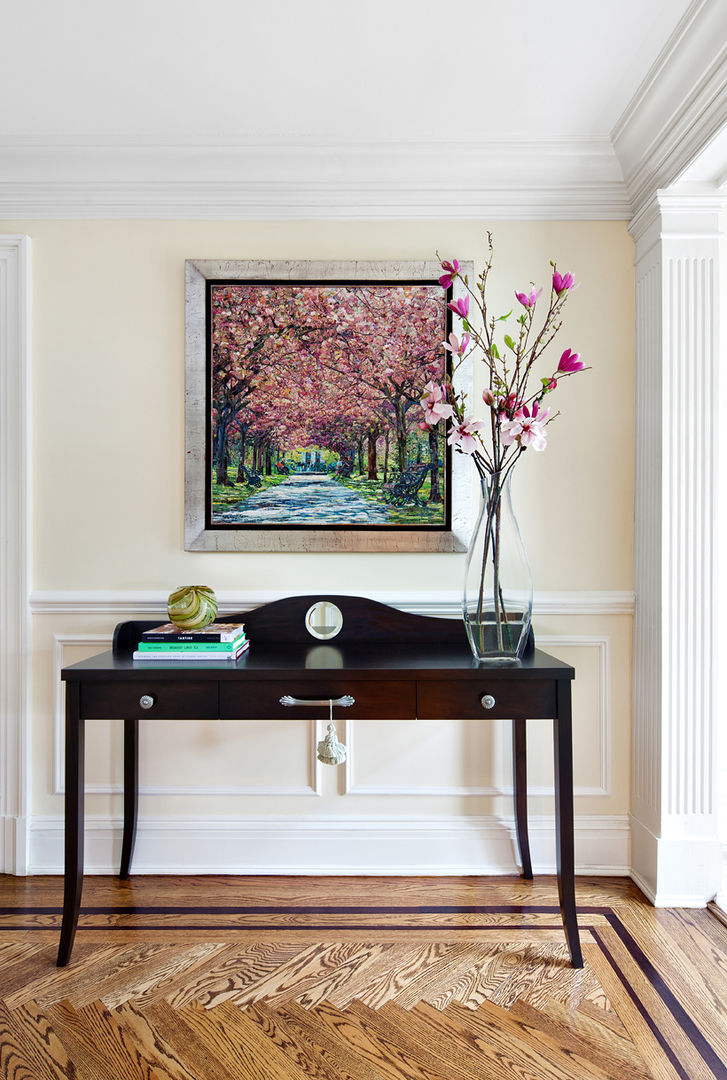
left=630, top=194, right=722, bottom=904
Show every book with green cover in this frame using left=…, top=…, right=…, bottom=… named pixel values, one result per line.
left=133, top=640, right=250, bottom=661
left=137, top=635, right=246, bottom=652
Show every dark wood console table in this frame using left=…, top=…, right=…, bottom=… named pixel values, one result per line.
left=58, top=595, right=582, bottom=968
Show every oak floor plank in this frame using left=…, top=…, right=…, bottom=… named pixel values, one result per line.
left=508, top=999, right=655, bottom=1080
left=452, top=943, right=529, bottom=1009
left=163, top=941, right=300, bottom=1009
left=420, top=999, right=616, bottom=1080
left=0, top=945, right=65, bottom=1003
left=0, top=999, right=49, bottom=1080
left=136, top=942, right=237, bottom=1008
left=421, top=944, right=498, bottom=1010
left=276, top=999, right=392, bottom=1080
left=9, top=998, right=98, bottom=1080
left=0, top=998, right=78, bottom=1080
left=180, top=997, right=312, bottom=1080
left=615, top=904, right=727, bottom=1061
left=583, top=941, right=698, bottom=1080
left=230, top=942, right=350, bottom=1007
left=75, top=945, right=196, bottom=1010
left=113, top=999, right=208, bottom=1080
left=45, top=999, right=133, bottom=1080
left=7, top=945, right=144, bottom=1010
left=295, top=944, right=394, bottom=1009
left=324, top=944, right=407, bottom=1008
left=577, top=996, right=630, bottom=1037
left=595, top=926, right=720, bottom=1080
left=245, top=1001, right=349, bottom=1080
left=391, top=941, right=485, bottom=1009
left=345, top=998, right=499, bottom=1080
left=354, top=942, right=454, bottom=1009
left=139, top=999, right=242, bottom=1080
left=309, top=999, right=455, bottom=1080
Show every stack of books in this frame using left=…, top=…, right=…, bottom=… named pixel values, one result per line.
left=132, top=622, right=249, bottom=661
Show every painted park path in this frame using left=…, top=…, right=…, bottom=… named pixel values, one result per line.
left=214, top=473, right=394, bottom=525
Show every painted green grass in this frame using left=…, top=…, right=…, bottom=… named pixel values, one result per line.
left=212, top=473, right=286, bottom=511
left=338, top=474, right=446, bottom=526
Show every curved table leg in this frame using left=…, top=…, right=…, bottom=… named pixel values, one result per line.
left=512, top=717, right=533, bottom=879
left=57, top=683, right=84, bottom=967
left=554, top=678, right=583, bottom=968
left=120, top=716, right=138, bottom=879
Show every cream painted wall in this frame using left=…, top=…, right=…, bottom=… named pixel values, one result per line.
left=7, top=219, right=634, bottom=592
left=1, top=218, right=635, bottom=872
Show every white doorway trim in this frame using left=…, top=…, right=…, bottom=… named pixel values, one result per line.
left=0, top=235, right=32, bottom=874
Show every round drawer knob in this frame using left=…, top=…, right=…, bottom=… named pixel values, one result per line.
left=481, top=694, right=496, bottom=710
left=139, top=694, right=155, bottom=710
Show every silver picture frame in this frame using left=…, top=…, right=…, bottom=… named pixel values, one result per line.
left=184, top=258, right=474, bottom=553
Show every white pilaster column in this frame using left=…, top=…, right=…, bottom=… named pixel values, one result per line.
left=630, top=193, right=723, bottom=905
left=0, top=236, right=31, bottom=875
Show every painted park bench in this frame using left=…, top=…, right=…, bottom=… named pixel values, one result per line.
left=381, top=462, right=431, bottom=507
left=241, top=465, right=262, bottom=488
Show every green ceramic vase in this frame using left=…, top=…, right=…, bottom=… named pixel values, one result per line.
left=167, top=585, right=218, bottom=630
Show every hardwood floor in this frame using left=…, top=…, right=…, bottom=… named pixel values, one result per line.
left=0, top=875, right=725, bottom=1080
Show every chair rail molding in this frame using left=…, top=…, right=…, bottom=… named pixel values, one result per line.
left=0, top=235, right=32, bottom=875
left=29, top=589, right=635, bottom=618
left=630, top=191, right=723, bottom=906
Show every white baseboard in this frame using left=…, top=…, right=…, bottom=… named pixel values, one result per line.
left=28, top=813, right=630, bottom=876
left=630, top=815, right=721, bottom=907
left=1, top=815, right=29, bottom=876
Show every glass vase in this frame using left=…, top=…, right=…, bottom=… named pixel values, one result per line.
left=463, top=469, right=533, bottom=662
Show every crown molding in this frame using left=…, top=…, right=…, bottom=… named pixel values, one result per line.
left=0, top=137, right=629, bottom=220
left=612, top=0, right=727, bottom=217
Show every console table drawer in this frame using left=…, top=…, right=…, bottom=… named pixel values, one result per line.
left=81, top=681, right=219, bottom=719
left=221, top=680, right=416, bottom=719
left=417, top=679, right=556, bottom=720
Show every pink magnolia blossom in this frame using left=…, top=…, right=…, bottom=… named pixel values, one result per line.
left=448, top=296, right=469, bottom=320
left=447, top=416, right=485, bottom=454
left=553, top=270, right=576, bottom=296
left=421, top=381, right=455, bottom=426
left=557, top=348, right=584, bottom=373
left=514, top=286, right=542, bottom=308
left=482, top=388, right=495, bottom=406
left=500, top=404, right=549, bottom=452
left=442, top=331, right=471, bottom=356
left=439, top=259, right=461, bottom=289
left=498, top=392, right=523, bottom=417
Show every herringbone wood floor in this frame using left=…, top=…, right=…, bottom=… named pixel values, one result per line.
left=1, top=875, right=725, bottom=1080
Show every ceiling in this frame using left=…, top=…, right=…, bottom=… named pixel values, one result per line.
left=2, top=0, right=724, bottom=220
left=1, top=0, right=693, bottom=143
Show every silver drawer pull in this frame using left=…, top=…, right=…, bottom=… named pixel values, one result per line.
left=139, top=694, right=155, bottom=710
left=480, top=694, right=496, bottom=710
left=280, top=694, right=355, bottom=708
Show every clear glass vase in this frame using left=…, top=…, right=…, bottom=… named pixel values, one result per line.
left=463, top=469, right=533, bottom=662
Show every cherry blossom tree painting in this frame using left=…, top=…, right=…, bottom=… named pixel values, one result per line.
left=207, top=277, right=450, bottom=531
left=185, top=260, right=473, bottom=553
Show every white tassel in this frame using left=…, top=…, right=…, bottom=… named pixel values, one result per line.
left=317, top=722, right=347, bottom=766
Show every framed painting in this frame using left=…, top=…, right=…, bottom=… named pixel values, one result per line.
left=184, top=259, right=474, bottom=552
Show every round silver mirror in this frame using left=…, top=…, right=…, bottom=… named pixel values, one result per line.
left=305, top=601, right=344, bottom=640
